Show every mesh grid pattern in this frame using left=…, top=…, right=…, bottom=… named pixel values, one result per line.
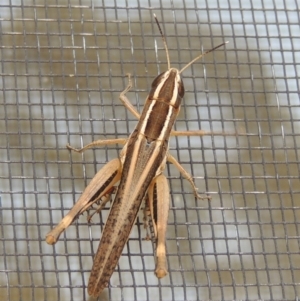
left=0, top=1, right=299, bottom=300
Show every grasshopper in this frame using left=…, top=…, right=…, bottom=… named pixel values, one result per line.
left=46, top=14, right=228, bottom=297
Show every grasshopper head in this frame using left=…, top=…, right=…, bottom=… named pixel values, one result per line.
left=150, top=68, right=184, bottom=107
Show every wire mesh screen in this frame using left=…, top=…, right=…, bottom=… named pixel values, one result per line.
left=0, top=1, right=299, bottom=300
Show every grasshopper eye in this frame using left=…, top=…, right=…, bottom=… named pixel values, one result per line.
left=178, top=79, right=185, bottom=98
left=151, top=72, right=165, bottom=88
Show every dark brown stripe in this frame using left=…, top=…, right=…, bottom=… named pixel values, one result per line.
left=156, top=71, right=177, bottom=103
left=144, top=101, right=171, bottom=140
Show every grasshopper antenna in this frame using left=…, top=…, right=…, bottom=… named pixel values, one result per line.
left=153, top=14, right=228, bottom=74
left=153, top=13, right=171, bottom=70
left=179, top=41, right=229, bottom=74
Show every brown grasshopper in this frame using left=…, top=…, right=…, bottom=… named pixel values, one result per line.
left=46, top=14, right=228, bottom=297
